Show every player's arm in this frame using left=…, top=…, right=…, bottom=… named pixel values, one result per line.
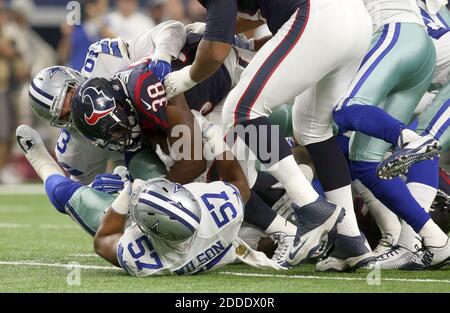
left=93, top=185, right=130, bottom=267
left=127, top=20, right=186, bottom=63
left=164, top=95, right=207, bottom=184
left=163, top=0, right=237, bottom=98
left=236, top=17, right=272, bottom=52
left=201, top=118, right=251, bottom=203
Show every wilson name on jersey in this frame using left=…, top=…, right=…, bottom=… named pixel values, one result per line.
left=116, top=181, right=244, bottom=277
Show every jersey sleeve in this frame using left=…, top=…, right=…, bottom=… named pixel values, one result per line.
left=81, top=38, right=130, bottom=78
left=127, top=20, right=187, bottom=63
left=200, top=0, right=238, bottom=44
left=130, top=70, right=170, bottom=131
left=116, top=225, right=165, bottom=277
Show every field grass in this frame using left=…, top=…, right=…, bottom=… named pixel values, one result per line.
left=0, top=187, right=449, bottom=293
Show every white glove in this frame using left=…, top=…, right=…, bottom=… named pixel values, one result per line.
left=185, top=22, right=206, bottom=35
left=111, top=181, right=132, bottom=215
left=163, top=66, right=197, bottom=99
left=131, top=178, right=146, bottom=194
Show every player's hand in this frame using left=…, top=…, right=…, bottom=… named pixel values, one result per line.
left=185, top=22, right=206, bottom=34
left=233, top=34, right=255, bottom=51
left=91, top=173, right=125, bottom=194
left=148, top=59, right=172, bottom=81
left=163, top=66, right=197, bottom=99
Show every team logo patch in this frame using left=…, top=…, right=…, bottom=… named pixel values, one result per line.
left=82, top=87, right=116, bottom=126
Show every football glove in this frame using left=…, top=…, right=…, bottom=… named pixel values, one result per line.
left=91, top=173, right=125, bottom=194
left=147, top=59, right=172, bottom=81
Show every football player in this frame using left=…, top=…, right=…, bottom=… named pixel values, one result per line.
left=29, top=21, right=188, bottom=185
left=162, top=0, right=375, bottom=268
left=327, top=0, right=450, bottom=269
left=350, top=0, right=450, bottom=269
left=16, top=124, right=284, bottom=276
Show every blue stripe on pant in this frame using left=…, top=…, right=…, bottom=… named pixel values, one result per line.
left=423, top=99, right=450, bottom=140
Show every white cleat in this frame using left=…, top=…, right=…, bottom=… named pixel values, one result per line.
left=270, top=232, right=295, bottom=269
left=373, top=233, right=397, bottom=256
left=16, top=124, right=45, bottom=155
left=376, top=245, right=417, bottom=269
left=377, top=136, right=441, bottom=179
left=403, top=239, right=450, bottom=270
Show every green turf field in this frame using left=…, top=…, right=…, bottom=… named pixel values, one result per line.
left=0, top=188, right=449, bottom=293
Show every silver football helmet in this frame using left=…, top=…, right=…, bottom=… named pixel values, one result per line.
left=130, top=178, right=202, bottom=242
left=29, top=66, right=85, bottom=128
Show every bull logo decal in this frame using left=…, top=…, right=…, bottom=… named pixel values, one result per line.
left=82, top=87, right=116, bottom=126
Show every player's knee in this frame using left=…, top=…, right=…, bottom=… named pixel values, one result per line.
left=45, top=174, right=83, bottom=214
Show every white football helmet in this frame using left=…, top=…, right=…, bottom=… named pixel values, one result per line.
left=130, top=178, right=202, bottom=241
left=29, top=66, right=85, bottom=128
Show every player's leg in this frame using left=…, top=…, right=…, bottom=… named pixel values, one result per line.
left=293, top=84, right=376, bottom=271
left=334, top=23, right=440, bottom=178
left=223, top=0, right=371, bottom=265
left=16, top=125, right=116, bottom=235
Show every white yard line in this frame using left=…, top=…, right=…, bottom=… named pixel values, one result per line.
left=0, top=223, right=77, bottom=229
left=0, top=206, right=31, bottom=213
left=68, top=254, right=100, bottom=258
left=0, top=184, right=45, bottom=195
left=218, top=271, right=450, bottom=284
left=0, top=261, right=120, bottom=271
left=0, top=261, right=449, bottom=284
left=0, top=223, right=31, bottom=228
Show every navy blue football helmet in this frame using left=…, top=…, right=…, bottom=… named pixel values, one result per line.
left=70, top=77, right=142, bottom=152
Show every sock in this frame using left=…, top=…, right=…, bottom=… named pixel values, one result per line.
left=352, top=179, right=401, bottom=241
left=45, top=174, right=83, bottom=214
left=325, top=185, right=361, bottom=236
left=266, top=156, right=319, bottom=206
left=252, top=171, right=286, bottom=207
left=306, top=138, right=360, bottom=236
left=406, top=182, right=437, bottom=212
left=397, top=220, right=423, bottom=252
left=238, top=117, right=319, bottom=206
left=351, top=161, right=430, bottom=233
left=265, top=214, right=297, bottom=236
left=334, top=104, right=404, bottom=146
left=397, top=178, right=437, bottom=251
left=398, top=129, right=421, bottom=147
left=419, top=219, right=448, bottom=247
left=26, top=144, right=64, bottom=182
left=244, top=190, right=277, bottom=231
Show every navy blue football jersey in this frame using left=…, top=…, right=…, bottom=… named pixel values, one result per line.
left=114, top=33, right=232, bottom=132
left=198, top=0, right=306, bottom=43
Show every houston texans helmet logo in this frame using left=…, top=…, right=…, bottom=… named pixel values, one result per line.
left=82, top=87, right=116, bottom=126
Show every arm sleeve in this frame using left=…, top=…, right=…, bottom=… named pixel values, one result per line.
left=126, top=20, right=187, bottom=63
left=202, top=0, right=238, bottom=44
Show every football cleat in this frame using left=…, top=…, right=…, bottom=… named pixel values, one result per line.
left=286, top=197, right=344, bottom=266
left=270, top=232, right=295, bottom=269
left=373, top=233, right=397, bottom=256
left=315, top=233, right=377, bottom=272
left=16, top=124, right=45, bottom=155
left=402, top=239, right=450, bottom=270
left=377, top=136, right=441, bottom=179
left=376, top=245, right=417, bottom=269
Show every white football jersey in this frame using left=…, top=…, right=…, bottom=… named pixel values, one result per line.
left=116, top=181, right=245, bottom=277
left=57, top=21, right=187, bottom=184
left=363, top=0, right=425, bottom=31
left=80, top=20, right=186, bottom=78
left=55, top=129, right=123, bottom=185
